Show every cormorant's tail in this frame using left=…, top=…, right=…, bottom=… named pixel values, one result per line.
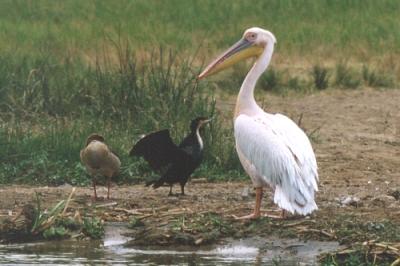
left=145, top=180, right=155, bottom=187
left=152, top=179, right=164, bottom=189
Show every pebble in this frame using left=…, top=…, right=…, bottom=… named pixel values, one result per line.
left=337, top=196, right=360, bottom=207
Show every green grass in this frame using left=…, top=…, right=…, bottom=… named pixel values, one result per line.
left=0, top=0, right=400, bottom=61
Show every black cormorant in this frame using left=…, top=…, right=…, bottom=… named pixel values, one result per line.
left=129, top=117, right=211, bottom=196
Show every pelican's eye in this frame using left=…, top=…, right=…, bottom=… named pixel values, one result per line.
left=246, top=33, right=257, bottom=41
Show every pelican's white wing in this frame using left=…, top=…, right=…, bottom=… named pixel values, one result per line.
left=234, top=113, right=318, bottom=215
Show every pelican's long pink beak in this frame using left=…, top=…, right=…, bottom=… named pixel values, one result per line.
left=198, top=38, right=263, bottom=79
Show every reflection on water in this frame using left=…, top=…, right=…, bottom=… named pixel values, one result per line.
left=0, top=223, right=339, bottom=265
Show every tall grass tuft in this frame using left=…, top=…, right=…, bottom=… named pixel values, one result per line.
left=286, top=76, right=307, bottom=92
left=259, top=67, right=282, bottom=92
left=362, top=65, right=394, bottom=88
left=311, top=65, right=329, bottom=90
left=334, top=63, right=361, bottom=89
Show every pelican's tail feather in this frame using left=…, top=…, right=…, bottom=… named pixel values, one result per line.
left=274, top=185, right=318, bottom=216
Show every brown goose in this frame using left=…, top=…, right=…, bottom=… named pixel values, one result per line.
left=80, top=134, right=121, bottom=200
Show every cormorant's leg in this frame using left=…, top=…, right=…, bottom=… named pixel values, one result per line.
left=180, top=183, right=185, bottom=196
left=168, top=185, right=173, bottom=196
left=234, top=187, right=263, bottom=220
left=92, top=180, right=97, bottom=201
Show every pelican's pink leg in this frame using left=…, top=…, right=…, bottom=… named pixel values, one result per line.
left=234, top=187, right=263, bottom=220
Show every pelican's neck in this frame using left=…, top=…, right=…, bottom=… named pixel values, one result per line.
left=235, top=42, right=274, bottom=118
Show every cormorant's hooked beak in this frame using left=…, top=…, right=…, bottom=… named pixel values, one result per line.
left=203, top=117, right=213, bottom=124
left=199, top=117, right=213, bottom=127
left=198, top=39, right=263, bottom=79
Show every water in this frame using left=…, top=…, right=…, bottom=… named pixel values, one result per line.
left=0, top=223, right=339, bottom=265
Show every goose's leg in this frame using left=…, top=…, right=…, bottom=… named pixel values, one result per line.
left=92, top=180, right=97, bottom=201
left=107, top=177, right=111, bottom=200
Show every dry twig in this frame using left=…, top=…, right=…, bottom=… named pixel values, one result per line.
left=62, top=187, right=76, bottom=216
left=94, top=202, right=118, bottom=208
left=297, top=227, right=337, bottom=239
left=113, top=208, right=143, bottom=215
left=283, top=220, right=316, bottom=228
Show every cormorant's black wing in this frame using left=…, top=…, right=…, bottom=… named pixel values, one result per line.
left=129, top=129, right=186, bottom=171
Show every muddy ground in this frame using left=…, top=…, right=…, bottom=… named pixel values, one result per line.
left=0, top=88, right=399, bottom=253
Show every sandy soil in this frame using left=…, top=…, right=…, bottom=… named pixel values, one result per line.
left=0, top=88, right=399, bottom=245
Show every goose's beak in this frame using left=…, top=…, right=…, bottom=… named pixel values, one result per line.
left=198, top=39, right=263, bottom=79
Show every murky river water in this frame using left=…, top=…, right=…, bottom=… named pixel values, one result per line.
left=0, top=223, right=339, bottom=265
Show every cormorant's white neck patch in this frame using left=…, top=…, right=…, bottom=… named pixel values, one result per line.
left=196, top=127, right=203, bottom=150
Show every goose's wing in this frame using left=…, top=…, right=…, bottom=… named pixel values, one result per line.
left=129, top=129, right=186, bottom=171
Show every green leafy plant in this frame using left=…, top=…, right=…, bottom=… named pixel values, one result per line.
left=43, top=226, right=68, bottom=240
left=128, top=216, right=145, bottom=228
left=31, top=192, right=66, bottom=235
left=82, top=217, right=104, bottom=239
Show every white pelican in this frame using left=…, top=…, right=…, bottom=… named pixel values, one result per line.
left=80, top=134, right=121, bottom=200
left=198, top=27, right=318, bottom=219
